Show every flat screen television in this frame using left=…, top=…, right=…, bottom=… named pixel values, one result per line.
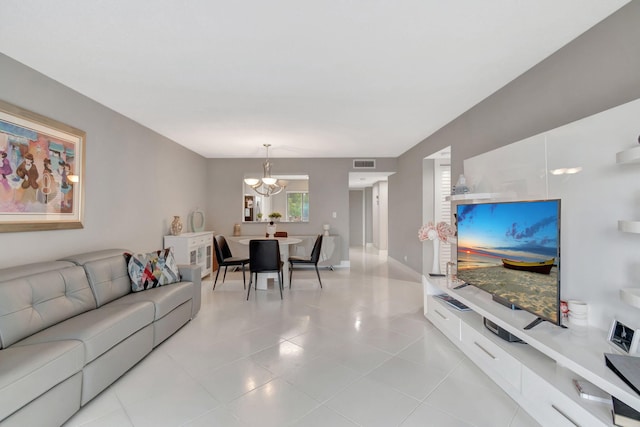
left=456, top=199, right=561, bottom=329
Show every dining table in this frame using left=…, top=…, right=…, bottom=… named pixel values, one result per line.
left=238, top=237, right=302, bottom=290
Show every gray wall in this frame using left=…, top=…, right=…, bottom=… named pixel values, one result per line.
left=364, top=187, right=373, bottom=245
left=207, top=157, right=396, bottom=262
left=372, top=181, right=388, bottom=250
left=0, top=54, right=209, bottom=269
left=349, top=190, right=364, bottom=246
left=389, top=1, right=640, bottom=274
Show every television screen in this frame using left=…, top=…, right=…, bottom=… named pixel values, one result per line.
left=456, top=199, right=561, bottom=327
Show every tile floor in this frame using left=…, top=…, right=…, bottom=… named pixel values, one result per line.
left=64, top=247, right=541, bottom=427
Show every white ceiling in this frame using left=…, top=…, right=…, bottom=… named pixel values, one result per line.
left=0, top=1, right=628, bottom=159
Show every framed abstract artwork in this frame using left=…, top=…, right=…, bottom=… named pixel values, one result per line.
left=0, top=99, right=85, bottom=232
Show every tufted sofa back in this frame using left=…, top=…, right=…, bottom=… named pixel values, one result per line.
left=0, top=261, right=97, bottom=348
left=62, top=249, right=132, bottom=307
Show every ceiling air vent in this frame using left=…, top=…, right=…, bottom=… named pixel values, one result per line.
left=353, top=159, right=376, bottom=169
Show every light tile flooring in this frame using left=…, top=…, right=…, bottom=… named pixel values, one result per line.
left=64, top=247, right=541, bottom=427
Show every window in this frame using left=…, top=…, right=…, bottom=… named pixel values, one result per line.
left=286, top=192, right=309, bottom=222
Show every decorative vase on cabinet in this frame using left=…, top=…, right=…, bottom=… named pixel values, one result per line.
left=170, top=216, right=183, bottom=236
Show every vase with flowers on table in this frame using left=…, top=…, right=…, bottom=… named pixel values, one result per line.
left=419, top=221, right=454, bottom=277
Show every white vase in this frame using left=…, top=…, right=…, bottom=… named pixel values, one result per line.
left=431, top=239, right=441, bottom=275
left=266, top=224, right=277, bottom=238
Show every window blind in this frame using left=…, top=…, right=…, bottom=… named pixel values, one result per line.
left=434, top=160, right=451, bottom=272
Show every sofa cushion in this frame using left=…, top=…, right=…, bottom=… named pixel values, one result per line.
left=0, top=340, right=84, bottom=421
left=64, top=251, right=132, bottom=307
left=14, top=302, right=154, bottom=364
left=125, top=249, right=180, bottom=292
left=109, top=281, right=193, bottom=320
left=61, top=249, right=130, bottom=267
left=0, top=266, right=97, bottom=349
left=0, top=261, right=75, bottom=282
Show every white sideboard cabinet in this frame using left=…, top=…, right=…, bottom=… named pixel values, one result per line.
left=424, top=277, right=640, bottom=427
left=164, top=232, right=213, bottom=279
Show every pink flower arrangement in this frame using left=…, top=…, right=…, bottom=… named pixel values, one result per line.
left=418, top=221, right=454, bottom=243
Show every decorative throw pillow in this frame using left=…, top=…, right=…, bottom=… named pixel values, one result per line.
left=125, top=248, right=180, bottom=292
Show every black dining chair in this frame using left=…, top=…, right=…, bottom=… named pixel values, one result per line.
left=288, top=234, right=323, bottom=289
left=213, top=235, right=249, bottom=290
left=247, top=239, right=283, bottom=300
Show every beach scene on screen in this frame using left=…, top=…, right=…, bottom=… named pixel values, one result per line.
left=456, top=200, right=559, bottom=323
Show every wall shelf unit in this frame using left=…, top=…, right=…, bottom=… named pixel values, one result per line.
left=616, top=146, right=640, bottom=164
left=618, top=220, right=640, bottom=234
left=445, top=192, right=503, bottom=202
left=424, top=277, right=640, bottom=426
left=620, top=288, right=640, bottom=309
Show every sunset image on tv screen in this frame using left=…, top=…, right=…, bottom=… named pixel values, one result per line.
left=456, top=200, right=560, bottom=324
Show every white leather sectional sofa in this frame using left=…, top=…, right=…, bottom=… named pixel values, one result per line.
left=0, top=249, right=201, bottom=427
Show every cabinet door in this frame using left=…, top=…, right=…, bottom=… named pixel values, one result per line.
left=521, top=366, right=609, bottom=427
left=426, top=296, right=461, bottom=340
left=460, top=322, right=521, bottom=391
left=189, top=249, right=197, bottom=265
left=206, top=244, right=212, bottom=269
left=197, top=246, right=205, bottom=265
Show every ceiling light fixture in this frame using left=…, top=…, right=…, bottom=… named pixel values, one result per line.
left=244, top=144, right=286, bottom=197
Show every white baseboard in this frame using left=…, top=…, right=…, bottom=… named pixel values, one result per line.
left=386, top=256, right=422, bottom=282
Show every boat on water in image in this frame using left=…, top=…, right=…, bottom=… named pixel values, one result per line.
left=502, top=258, right=555, bottom=275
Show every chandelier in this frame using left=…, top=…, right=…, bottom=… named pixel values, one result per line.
left=243, top=144, right=286, bottom=197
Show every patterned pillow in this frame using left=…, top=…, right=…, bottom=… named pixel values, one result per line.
left=125, top=248, right=180, bottom=292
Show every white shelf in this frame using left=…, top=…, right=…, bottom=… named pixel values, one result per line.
left=620, top=288, right=640, bottom=309
left=616, top=145, right=640, bottom=164
left=618, top=220, right=640, bottom=233
left=446, top=192, right=503, bottom=201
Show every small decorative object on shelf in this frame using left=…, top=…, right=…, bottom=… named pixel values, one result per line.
left=452, top=174, right=470, bottom=195
left=189, top=208, right=205, bottom=232
left=560, top=300, right=569, bottom=320
left=323, top=224, right=330, bottom=236
left=608, top=319, right=639, bottom=355
left=233, top=223, right=241, bottom=236
left=266, top=221, right=277, bottom=238
left=268, top=212, right=282, bottom=222
left=419, top=221, right=454, bottom=276
left=572, top=379, right=610, bottom=404
left=170, top=216, right=183, bottom=236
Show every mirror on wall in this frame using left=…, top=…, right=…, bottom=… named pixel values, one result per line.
left=243, top=175, right=309, bottom=223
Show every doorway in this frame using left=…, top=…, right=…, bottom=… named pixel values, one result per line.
left=348, top=172, right=393, bottom=249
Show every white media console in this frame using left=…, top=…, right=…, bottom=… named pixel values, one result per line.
left=424, top=276, right=640, bottom=426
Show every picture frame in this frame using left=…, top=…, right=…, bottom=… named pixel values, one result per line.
left=608, top=319, right=640, bottom=355
left=0, top=99, right=85, bottom=232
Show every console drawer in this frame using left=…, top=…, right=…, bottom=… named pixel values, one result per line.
left=460, top=321, right=521, bottom=390
left=426, top=295, right=461, bottom=340
left=521, top=366, right=608, bottom=427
